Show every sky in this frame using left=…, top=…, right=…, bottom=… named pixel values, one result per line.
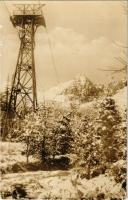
left=0, top=1, right=127, bottom=95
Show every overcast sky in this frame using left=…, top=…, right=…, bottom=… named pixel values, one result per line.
left=0, top=1, right=127, bottom=94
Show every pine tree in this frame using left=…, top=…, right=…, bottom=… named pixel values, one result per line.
left=98, top=97, right=122, bottom=163
left=76, top=115, right=100, bottom=179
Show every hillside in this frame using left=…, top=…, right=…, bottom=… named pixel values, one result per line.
left=113, top=87, right=127, bottom=111
left=1, top=77, right=126, bottom=199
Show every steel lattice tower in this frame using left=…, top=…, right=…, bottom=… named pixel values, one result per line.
left=8, top=4, right=45, bottom=116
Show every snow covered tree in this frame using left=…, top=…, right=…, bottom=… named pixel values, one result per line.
left=54, top=116, right=73, bottom=156
left=97, top=97, right=122, bottom=163
left=73, top=114, right=102, bottom=179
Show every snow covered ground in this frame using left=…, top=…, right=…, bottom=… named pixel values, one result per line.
left=1, top=142, right=125, bottom=199
left=113, top=87, right=127, bottom=111
left=0, top=142, right=38, bottom=174
left=1, top=168, right=125, bottom=199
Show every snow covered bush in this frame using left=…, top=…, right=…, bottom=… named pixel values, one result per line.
left=52, top=116, right=73, bottom=155
left=75, top=173, right=125, bottom=200
left=13, top=102, right=74, bottom=167
left=109, top=160, right=126, bottom=184
left=71, top=95, right=126, bottom=182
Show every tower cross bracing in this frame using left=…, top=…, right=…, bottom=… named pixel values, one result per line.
left=8, top=4, right=45, bottom=116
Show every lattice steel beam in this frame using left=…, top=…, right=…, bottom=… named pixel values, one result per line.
left=8, top=4, right=46, bottom=116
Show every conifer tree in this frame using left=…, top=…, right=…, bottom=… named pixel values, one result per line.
left=98, top=97, right=122, bottom=163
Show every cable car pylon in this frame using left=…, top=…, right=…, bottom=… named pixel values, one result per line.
left=8, top=4, right=46, bottom=117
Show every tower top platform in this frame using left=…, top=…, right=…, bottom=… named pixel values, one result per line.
left=10, top=4, right=46, bottom=27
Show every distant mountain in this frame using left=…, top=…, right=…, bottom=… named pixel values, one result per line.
left=44, top=79, right=74, bottom=102
left=43, top=75, right=104, bottom=104
left=38, top=75, right=126, bottom=112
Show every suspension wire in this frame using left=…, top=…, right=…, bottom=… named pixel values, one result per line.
left=44, top=26, right=66, bottom=107
left=45, top=27, right=60, bottom=85
left=39, top=2, right=60, bottom=85
left=36, top=72, right=46, bottom=107
left=38, top=2, right=63, bottom=109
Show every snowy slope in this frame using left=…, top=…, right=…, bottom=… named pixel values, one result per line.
left=1, top=169, right=124, bottom=199
left=40, top=75, right=89, bottom=103
left=79, top=87, right=127, bottom=114
left=38, top=80, right=75, bottom=108
left=113, top=87, right=127, bottom=111
left=44, top=80, right=73, bottom=102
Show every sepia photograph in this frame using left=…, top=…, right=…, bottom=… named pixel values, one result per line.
left=0, top=1, right=127, bottom=199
